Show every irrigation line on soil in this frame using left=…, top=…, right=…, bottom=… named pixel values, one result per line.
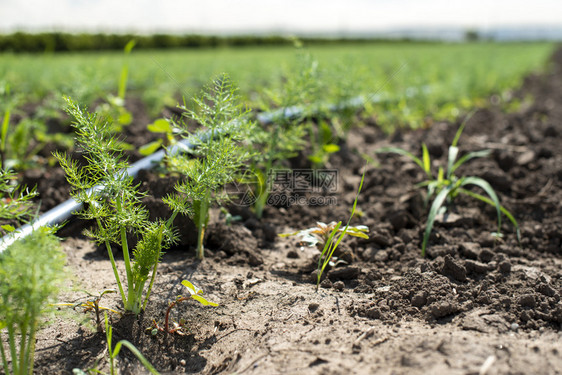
left=0, top=88, right=404, bottom=253
left=0, top=139, right=195, bottom=253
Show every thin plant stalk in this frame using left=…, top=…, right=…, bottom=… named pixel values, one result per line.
left=0, top=109, right=10, bottom=170
left=316, top=172, right=365, bottom=290
left=142, top=226, right=164, bottom=311
left=105, top=313, right=160, bottom=375
left=99, top=218, right=127, bottom=306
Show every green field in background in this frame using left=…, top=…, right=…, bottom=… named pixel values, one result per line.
left=0, top=42, right=555, bottom=126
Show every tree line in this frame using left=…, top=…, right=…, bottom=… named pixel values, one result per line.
left=0, top=32, right=418, bottom=53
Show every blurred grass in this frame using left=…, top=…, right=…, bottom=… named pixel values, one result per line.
left=0, top=41, right=555, bottom=124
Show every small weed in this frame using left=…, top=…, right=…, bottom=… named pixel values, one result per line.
left=56, top=290, right=120, bottom=333
left=151, top=280, right=218, bottom=336
left=104, top=313, right=159, bottom=375
left=313, top=172, right=366, bottom=290
left=280, top=221, right=368, bottom=252
left=376, top=116, right=520, bottom=256
left=138, top=118, right=178, bottom=157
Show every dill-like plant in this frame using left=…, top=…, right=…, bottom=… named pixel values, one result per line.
left=249, top=50, right=318, bottom=217
left=0, top=169, right=37, bottom=228
left=164, top=74, right=251, bottom=260
left=0, top=229, right=67, bottom=375
left=54, top=97, right=175, bottom=314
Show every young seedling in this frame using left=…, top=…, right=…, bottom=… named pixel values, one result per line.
left=104, top=313, right=160, bottom=375
left=280, top=221, right=368, bottom=252
left=138, top=118, right=179, bottom=157
left=377, top=117, right=520, bottom=257
left=313, top=172, right=366, bottom=290
left=306, top=118, right=341, bottom=169
left=97, top=40, right=136, bottom=134
left=151, top=280, right=218, bottom=336
left=0, top=229, right=67, bottom=375
left=164, top=74, right=251, bottom=260
left=54, top=97, right=175, bottom=314
left=55, top=289, right=120, bottom=333
left=0, top=169, right=37, bottom=232
left=249, top=50, right=317, bottom=218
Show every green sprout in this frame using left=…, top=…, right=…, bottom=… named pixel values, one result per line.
left=138, top=118, right=178, bottom=157
left=377, top=117, right=520, bottom=257
left=54, top=96, right=175, bottom=314
left=0, top=229, right=67, bottom=375
left=151, top=280, right=218, bottom=336
left=104, top=313, right=160, bottom=375
left=280, top=220, right=368, bottom=252
left=313, top=172, right=366, bottom=290
left=0, top=83, right=21, bottom=171
left=164, top=74, right=251, bottom=260
left=249, top=51, right=317, bottom=218
left=0, top=169, right=37, bottom=232
left=96, top=40, right=136, bottom=134
left=306, top=118, right=341, bottom=169
left=55, top=289, right=120, bottom=333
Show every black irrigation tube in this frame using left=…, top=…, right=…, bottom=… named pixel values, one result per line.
left=0, top=92, right=395, bottom=253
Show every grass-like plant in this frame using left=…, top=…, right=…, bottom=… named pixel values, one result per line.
left=280, top=220, right=368, bottom=251
left=54, top=97, right=175, bottom=314
left=0, top=83, right=20, bottom=171
left=97, top=40, right=136, bottom=134
left=0, top=229, right=67, bottom=375
left=104, top=313, right=160, bottom=375
left=313, top=172, right=366, bottom=290
left=377, top=119, right=520, bottom=257
left=164, top=74, right=251, bottom=260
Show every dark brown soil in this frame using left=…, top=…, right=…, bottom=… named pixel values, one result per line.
left=13, top=49, right=562, bottom=374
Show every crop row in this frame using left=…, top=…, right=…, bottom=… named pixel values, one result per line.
left=0, top=42, right=548, bottom=374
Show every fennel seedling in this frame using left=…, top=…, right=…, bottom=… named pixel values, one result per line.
left=164, top=74, right=251, bottom=259
left=55, top=97, right=175, bottom=314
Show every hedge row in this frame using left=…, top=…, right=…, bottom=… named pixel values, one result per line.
left=0, top=32, right=417, bottom=53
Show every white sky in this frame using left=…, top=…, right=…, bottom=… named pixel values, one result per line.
left=1, top=0, right=561, bottom=33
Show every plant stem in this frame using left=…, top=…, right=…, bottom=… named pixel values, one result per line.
left=115, top=196, right=135, bottom=312
left=142, top=225, right=164, bottom=311
left=166, top=210, right=178, bottom=228
left=0, top=109, right=10, bottom=170
left=25, top=321, right=37, bottom=375
left=0, top=332, right=9, bottom=375
left=164, top=297, right=188, bottom=333
left=196, top=224, right=206, bottom=260
left=99, top=218, right=127, bottom=308
left=17, top=323, right=27, bottom=375
left=7, top=325, right=18, bottom=374
left=196, top=197, right=209, bottom=260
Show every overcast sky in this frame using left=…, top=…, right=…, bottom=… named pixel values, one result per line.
left=1, top=0, right=561, bottom=34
